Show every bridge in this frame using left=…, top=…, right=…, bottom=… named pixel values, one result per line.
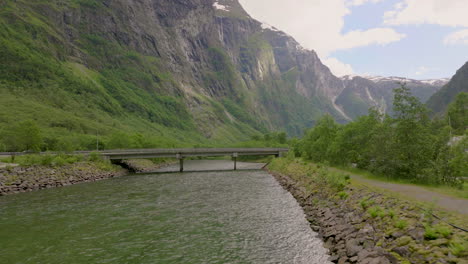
left=101, top=148, right=289, bottom=172
left=0, top=148, right=289, bottom=172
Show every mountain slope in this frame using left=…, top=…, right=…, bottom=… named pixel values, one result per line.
left=0, top=0, right=353, bottom=151
left=427, top=61, right=468, bottom=115
left=337, top=75, right=447, bottom=119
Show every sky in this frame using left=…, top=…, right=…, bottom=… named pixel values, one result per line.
left=237, top=0, right=468, bottom=79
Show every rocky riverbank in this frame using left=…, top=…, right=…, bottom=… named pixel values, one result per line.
left=0, top=163, right=127, bottom=196
left=267, top=159, right=468, bottom=264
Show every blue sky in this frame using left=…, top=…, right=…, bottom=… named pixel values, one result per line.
left=238, top=0, right=468, bottom=79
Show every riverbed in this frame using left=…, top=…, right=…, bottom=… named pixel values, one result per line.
left=0, top=160, right=330, bottom=263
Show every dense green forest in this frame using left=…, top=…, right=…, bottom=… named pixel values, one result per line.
left=292, top=87, right=467, bottom=188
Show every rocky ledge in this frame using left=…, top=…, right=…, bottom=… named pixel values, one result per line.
left=0, top=163, right=127, bottom=196
left=268, top=169, right=467, bottom=264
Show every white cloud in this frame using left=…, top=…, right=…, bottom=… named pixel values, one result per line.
left=347, top=0, right=383, bottom=6
left=238, top=0, right=405, bottom=75
left=338, top=28, right=406, bottom=52
left=444, top=29, right=468, bottom=45
left=322, top=57, right=355, bottom=76
left=384, top=0, right=468, bottom=27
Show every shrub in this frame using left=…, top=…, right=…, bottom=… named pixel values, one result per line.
left=88, top=152, right=102, bottom=162
left=52, top=156, right=67, bottom=167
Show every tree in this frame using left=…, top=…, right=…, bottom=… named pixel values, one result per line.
left=302, top=114, right=339, bottom=162
left=391, top=85, right=434, bottom=180
left=329, top=108, right=381, bottom=166
left=2, top=120, right=43, bottom=151
left=446, top=92, right=467, bottom=135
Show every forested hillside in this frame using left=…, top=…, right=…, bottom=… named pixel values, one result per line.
left=293, top=85, right=467, bottom=188
left=427, top=61, right=468, bottom=115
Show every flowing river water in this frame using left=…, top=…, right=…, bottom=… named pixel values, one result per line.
left=0, top=160, right=330, bottom=264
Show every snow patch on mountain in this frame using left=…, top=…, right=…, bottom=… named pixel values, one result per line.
left=341, top=75, right=450, bottom=86
left=213, top=2, right=229, bottom=11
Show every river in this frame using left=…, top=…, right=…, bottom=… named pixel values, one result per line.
left=0, top=160, right=330, bottom=264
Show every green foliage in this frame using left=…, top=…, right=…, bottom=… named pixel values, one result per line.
left=298, top=84, right=465, bottom=188
left=388, top=209, right=396, bottom=219
left=13, top=154, right=85, bottom=167
left=302, top=115, right=339, bottom=162
left=360, top=197, right=374, bottom=209
left=368, top=206, right=386, bottom=218
left=446, top=92, right=468, bottom=135
left=424, top=226, right=439, bottom=240
left=434, top=224, right=452, bottom=238
left=1, top=120, right=43, bottom=151
left=449, top=241, right=468, bottom=257
left=394, top=219, right=408, bottom=229
left=424, top=224, right=452, bottom=240
left=88, top=152, right=102, bottom=162
left=337, top=191, right=349, bottom=199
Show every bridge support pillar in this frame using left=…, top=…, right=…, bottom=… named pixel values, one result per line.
left=179, top=158, right=184, bottom=172
left=233, top=152, right=238, bottom=171
left=176, top=153, right=184, bottom=172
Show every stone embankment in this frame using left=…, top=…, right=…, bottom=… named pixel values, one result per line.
left=268, top=169, right=467, bottom=264
left=0, top=163, right=127, bottom=196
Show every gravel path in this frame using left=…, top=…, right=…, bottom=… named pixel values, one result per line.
left=340, top=170, right=468, bottom=215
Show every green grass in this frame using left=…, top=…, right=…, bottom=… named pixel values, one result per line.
left=337, top=191, right=349, bottom=199
left=424, top=224, right=453, bottom=240
left=367, top=206, right=386, bottom=218
left=449, top=241, right=468, bottom=257
left=394, top=219, right=408, bottom=229
left=335, top=166, right=468, bottom=200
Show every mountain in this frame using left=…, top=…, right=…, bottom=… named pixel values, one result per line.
left=0, top=0, right=453, bottom=151
left=1, top=0, right=358, bottom=151
left=336, top=75, right=448, bottom=119
left=427, top=62, right=468, bottom=115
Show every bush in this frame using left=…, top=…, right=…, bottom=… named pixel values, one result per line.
left=88, top=152, right=102, bottom=162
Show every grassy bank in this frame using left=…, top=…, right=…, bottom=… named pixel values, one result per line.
left=332, top=166, right=468, bottom=200
left=268, top=158, right=468, bottom=263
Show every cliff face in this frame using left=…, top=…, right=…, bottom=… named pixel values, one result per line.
left=1, top=0, right=351, bottom=142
